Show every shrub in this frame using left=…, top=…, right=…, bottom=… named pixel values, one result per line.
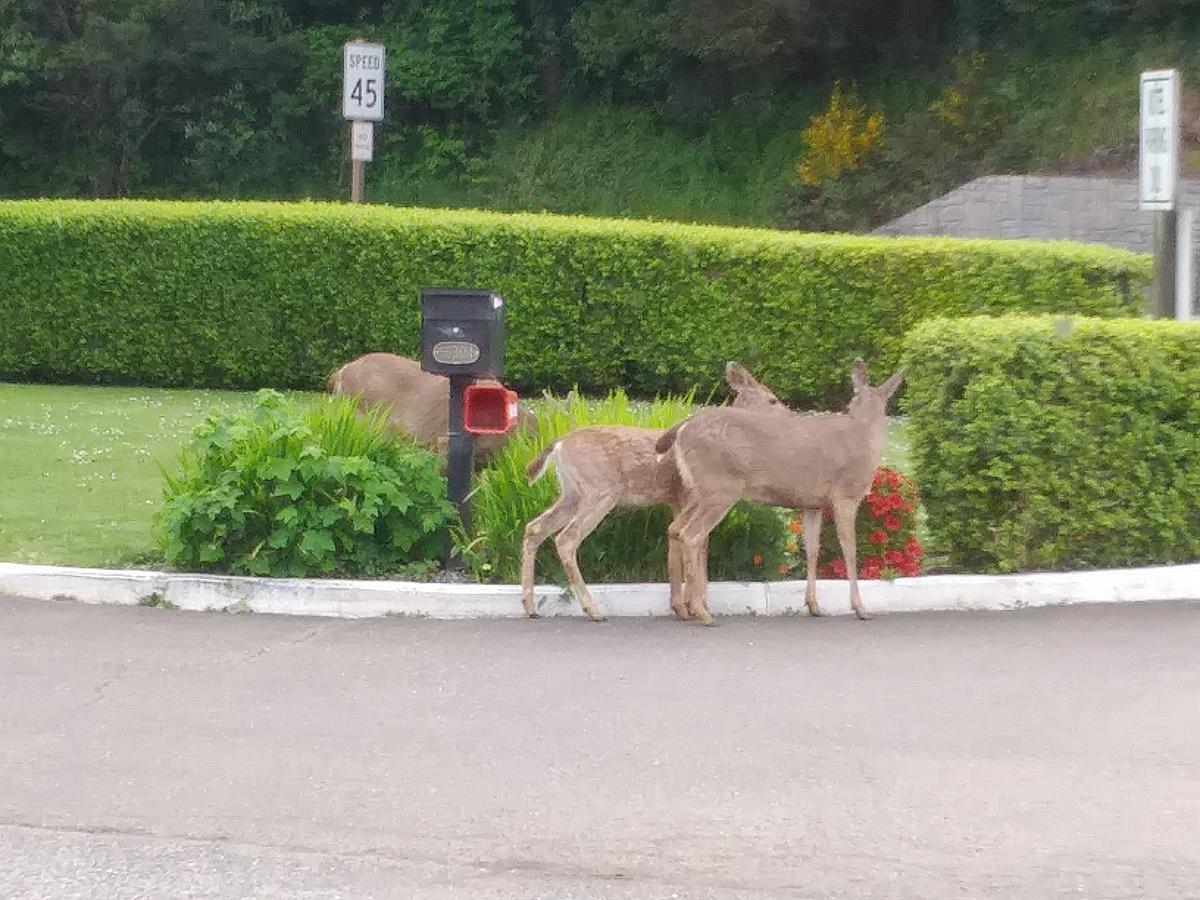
left=156, top=390, right=455, bottom=577
left=781, top=467, right=923, bottom=579
left=462, top=389, right=788, bottom=584
left=796, top=82, right=886, bottom=187
left=0, top=199, right=1149, bottom=407
left=902, top=315, right=1200, bottom=573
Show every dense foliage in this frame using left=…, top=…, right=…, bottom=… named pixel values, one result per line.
left=4, top=2, right=1198, bottom=228
left=902, top=316, right=1200, bottom=573
left=0, top=199, right=1149, bottom=406
left=462, top=388, right=788, bottom=585
left=156, top=390, right=455, bottom=577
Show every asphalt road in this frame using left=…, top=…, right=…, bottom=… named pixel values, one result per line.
left=2, top=595, right=1199, bottom=899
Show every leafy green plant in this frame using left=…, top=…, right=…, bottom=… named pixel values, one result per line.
left=903, top=315, right=1200, bottom=573
left=463, top=389, right=788, bottom=584
left=156, top=390, right=455, bottom=578
left=0, top=199, right=1148, bottom=408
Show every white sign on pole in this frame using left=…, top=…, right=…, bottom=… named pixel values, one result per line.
left=351, top=121, right=374, bottom=161
left=1139, top=68, right=1179, bottom=210
left=343, top=41, right=385, bottom=121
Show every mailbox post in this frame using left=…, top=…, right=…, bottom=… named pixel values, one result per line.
left=420, top=287, right=506, bottom=567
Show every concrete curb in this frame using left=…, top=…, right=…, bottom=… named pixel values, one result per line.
left=2, top=561, right=1198, bottom=619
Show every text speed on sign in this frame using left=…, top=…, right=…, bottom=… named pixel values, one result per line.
left=343, top=41, right=385, bottom=121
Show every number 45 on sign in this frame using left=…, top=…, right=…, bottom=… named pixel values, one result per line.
left=343, top=40, right=385, bottom=121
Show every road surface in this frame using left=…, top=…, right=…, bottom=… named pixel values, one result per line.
left=2, top=595, right=1199, bottom=898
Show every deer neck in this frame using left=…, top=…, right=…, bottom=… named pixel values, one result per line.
left=847, top=409, right=890, bottom=469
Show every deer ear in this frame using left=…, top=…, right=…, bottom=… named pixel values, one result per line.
left=725, top=361, right=753, bottom=391
left=851, top=358, right=870, bottom=393
left=878, top=368, right=906, bottom=401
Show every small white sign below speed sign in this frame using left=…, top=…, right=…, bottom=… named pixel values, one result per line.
left=351, top=121, right=374, bottom=161
left=343, top=41, right=385, bottom=121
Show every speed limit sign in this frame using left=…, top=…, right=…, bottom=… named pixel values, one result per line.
left=343, top=41, right=385, bottom=121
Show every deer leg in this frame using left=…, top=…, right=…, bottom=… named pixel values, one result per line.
left=520, top=494, right=581, bottom=618
left=554, top=496, right=619, bottom=622
left=832, top=498, right=872, bottom=621
left=667, top=524, right=689, bottom=620
left=675, top=500, right=735, bottom=626
left=802, top=507, right=825, bottom=617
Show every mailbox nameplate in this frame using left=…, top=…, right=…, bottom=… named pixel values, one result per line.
left=432, top=341, right=482, bottom=366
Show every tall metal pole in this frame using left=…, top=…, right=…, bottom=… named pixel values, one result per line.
left=1152, top=209, right=1177, bottom=317
left=444, top=375, right=475, bottom=569
left=1176, top=207, right=1195, bottom=320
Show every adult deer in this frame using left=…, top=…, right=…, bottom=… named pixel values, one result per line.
left=658, top=358, right=904, bottom=625
left=520, top=363, right=783, bottom=622
left=327, top=352, right=533, bottom=459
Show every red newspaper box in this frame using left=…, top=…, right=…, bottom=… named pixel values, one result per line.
left=463, top=383, right=519, bottom=435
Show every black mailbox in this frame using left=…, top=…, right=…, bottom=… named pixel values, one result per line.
left=420, top=287, right=505, bottom=379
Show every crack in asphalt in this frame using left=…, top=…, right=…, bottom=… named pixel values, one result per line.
left=238, top=623, right=326, bottom=664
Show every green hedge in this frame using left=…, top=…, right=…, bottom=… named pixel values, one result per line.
left=902, top=316, right=1200, bottom=573
left=0, top=199, right=1150, bottom=405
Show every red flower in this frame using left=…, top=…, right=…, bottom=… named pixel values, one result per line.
left=884, top=549, right=905, bottom=565
left=753, top=554, right=763, bottom=566
left=778, top=563, right=790, bottom=575
left=789, top=519, right=802, bottom=534
left=869, top=529, right=888, bottom=544
left=818, top=563, right=835, bottom=578
left=885, top=469, right=901, bottom=489
left=860, top=556, right=883, bottom=579
left=906, top=535, right=922, bottom=555
left=831, top=558, right=848, bottom=578
left=884, top=515, right=902, bottom=532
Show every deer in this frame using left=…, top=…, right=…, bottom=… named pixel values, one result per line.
left=656, top=358, right=905, bottom=625
left=520, top=363, right=784, bottom=622
left=327, top=352, right=534, bottom=460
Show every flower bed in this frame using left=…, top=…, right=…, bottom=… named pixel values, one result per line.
left=782, top=467, right=923, bottom=580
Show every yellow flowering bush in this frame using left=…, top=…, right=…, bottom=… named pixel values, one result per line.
left=796, top=82, right=886, bottom=186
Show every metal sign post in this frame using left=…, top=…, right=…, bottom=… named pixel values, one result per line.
left=342, top=40, right=385, bottom=204
left=1177, top=207, right=1195, bottom=321
left=350, top=121, right=373, bottom=203
left=1139, top=69, right=1180, bottom=317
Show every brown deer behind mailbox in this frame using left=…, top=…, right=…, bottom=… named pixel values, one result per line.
left=327, top=352, right=533, bottom=458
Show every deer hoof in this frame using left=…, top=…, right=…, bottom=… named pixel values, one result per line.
left=587, top=614, right=607, bottom=623
left=807, top=607, right=825, bottom=618
left=527, top=612, right=541, bottom=619
left=855, top=611, right=874, bottom=621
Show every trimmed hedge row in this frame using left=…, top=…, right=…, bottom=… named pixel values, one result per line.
left=902, top=316, right=1200, bottom=573
left=0, top=199, right=1150, bottom=404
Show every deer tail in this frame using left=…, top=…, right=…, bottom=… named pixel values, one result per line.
left=326, top=365, right=344, bottom=394
left=526, top=440, right=559, bottom=483
left=655, top=421, right=683, bottom=455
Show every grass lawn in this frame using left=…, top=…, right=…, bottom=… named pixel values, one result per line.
left=0, top=384, right=317, bottom=567
left=0, top=382, right=912, bottom=569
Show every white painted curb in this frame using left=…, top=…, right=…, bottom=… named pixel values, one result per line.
left=1, top=561, right=1198, bottom=620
